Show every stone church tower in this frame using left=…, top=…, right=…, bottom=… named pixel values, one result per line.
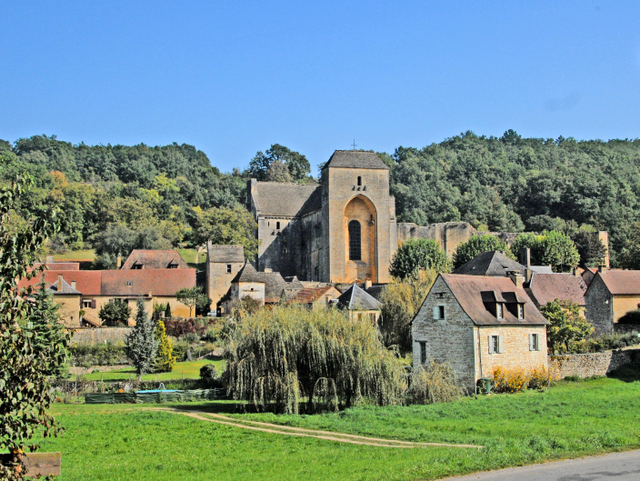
left=248, top=150, right=397, bottom=284
left=319, top=150, right=396, bottom=284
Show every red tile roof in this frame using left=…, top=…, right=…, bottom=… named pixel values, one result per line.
left=289, top=286, right=340, bottom=304
left=527, top=273, right=587, bottom=307
left=18, top=270, right=103, bottom=296
left=440, top=274, right=548, bottom=326
left=101, top=269, right=196, bottom=296
left=597, top=270, right=640, bottom=295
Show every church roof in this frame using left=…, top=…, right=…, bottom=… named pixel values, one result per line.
left=252, top=182, right=321, bottom=218
left=454, top=251, right=527, bottom=277
left=323, top=150, right=389, bottom=170
left=337, top=282, right=382, bottom=310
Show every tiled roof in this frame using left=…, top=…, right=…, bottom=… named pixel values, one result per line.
left=48, top=277, right=81, bottom=295
left=596, top=270, right=640, bottom=295
left=529, top=265, right=554, bottom=274
left=208, top=244, right=244, bottom=263
left=18, top=271, right=103, bottom=296
left=289, top=286, right=340, bottom=305
left=527, top=273, right=587, bottom=307
left=101, top=269, right=196, bottom=296
left=454, top=251, right=527, bottom=277
left=284, top=276, right=305, bottom=289
left=323, top=150, right=389, bottom=170
left=252, top=182, right=321, bottom=218
left=34, top=262, right=80, bottom=271
left=365, top=285, right=385, bottom=301
left=121, top=250, right=189, bottom=269
left=439, top=274, right=547, bottom=325
left=337, top=282, right=382, bottom=310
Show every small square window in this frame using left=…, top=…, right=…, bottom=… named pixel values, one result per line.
left=432, top=305, right=445, bottom=320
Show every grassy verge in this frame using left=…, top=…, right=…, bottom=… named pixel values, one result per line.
left=53, top=249, right=96, bottom=261
left=81, top=360, right=223, bottom=382
left=38, top=375, right=640, bottom=480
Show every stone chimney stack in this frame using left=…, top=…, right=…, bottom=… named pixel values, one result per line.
left=507, top=270, right=525, bottom=288
left=71, top=281, right=76, bottom=290
left=57, top=274, right=63, bottom=289
left=364, top=279, right=372, bottom=289
left=116, top=255, right=122, bottom=269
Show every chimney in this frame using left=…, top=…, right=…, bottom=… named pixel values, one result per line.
left=71, top=281, right=76, bottom=290
left=47, top=255, right=55, bottom=264
left=507, top=270, right=524, bottom=288
left=57, top=274, right=63, bottom=290
left=116, top=255, right=122, bottom=269
left=598, top=265, right=606, bottom=273
left=520, top=248, right=531, bottom=269
left=598, top=231, right=610, bottom=269
left=364, top=279, right=372, bottom=290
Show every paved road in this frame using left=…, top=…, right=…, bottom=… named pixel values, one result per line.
left=440, top=450, right=640, bottom=481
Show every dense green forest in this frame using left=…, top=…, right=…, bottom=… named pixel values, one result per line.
left=2, top=131, right=640, bottom=267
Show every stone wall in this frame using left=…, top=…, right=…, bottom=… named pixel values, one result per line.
left=549, top=349, right=640, bottom=379
left=69, top=327, right=132, bottom=346
left=397, top=222, right=476, bottom=258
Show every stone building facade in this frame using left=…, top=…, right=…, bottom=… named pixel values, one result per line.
left=585, top=269, right=640, bottom=335
left=412, top=274, right=548, bottom=391
left=206, top=244, right=245, bottom=312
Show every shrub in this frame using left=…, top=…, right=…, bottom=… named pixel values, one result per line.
left=155, top=320, right=176, bottom=373
left=528, top=367, right=551, bottom=390
left=618, top=310, right=640, bottom=324
left=69, top=342, right=128, bottom=366
left=199, top=364, right=219, bottom=388
left=493, top=367, right=529, bottom=393
left=407, top=361, right=463, bottom=404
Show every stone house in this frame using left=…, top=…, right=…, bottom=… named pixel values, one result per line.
left=45, top=275, right=82, bottom=326
left=206, top=244, right=245, bottom=313
left=336, top=282, right=382, bottom=324
left=585, top=269, right=640, bottom=335
left=412, top=274, right=548, bottom=392
left=221, top=262, right=291, bottom=311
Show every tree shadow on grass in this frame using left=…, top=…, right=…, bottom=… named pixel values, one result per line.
left=607, top=364, right=640, bottom=383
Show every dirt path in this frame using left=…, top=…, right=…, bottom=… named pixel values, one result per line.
left=154, top=408, right=482, bottom=450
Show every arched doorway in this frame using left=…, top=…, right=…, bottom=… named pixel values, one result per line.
left=343, top=196, right=377, bottom=282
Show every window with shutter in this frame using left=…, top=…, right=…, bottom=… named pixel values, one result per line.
left=91, top=299, right=97, bottom=309
left=497, top=335, right=502, bottom=354
left=419, top=341, right=427, bottom=364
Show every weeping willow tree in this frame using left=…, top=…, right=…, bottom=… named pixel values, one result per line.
left=225, top=306, right=406, bottom=414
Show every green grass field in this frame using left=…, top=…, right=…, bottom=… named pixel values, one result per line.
left=81, top=360, right=224, bottom=382
left=53, top=249, right=96, bottom=261
left=39, top=374, right=640, bottom=480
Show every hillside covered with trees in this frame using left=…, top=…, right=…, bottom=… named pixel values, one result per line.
left=2, top=131, right=640, bottom=267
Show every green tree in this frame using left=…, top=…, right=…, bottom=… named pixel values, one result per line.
left=191, top=206, right=258, bottom=257
left=98, top=299, right=131, bottom=326
left=618, top=223, right=640, bottom=269
left=124, top=299, right=158, bottom=374
left=225, top=306, right=406, bottom=414
left=452, top=234, right=514, bottom=269
left=176, top=287, right=207, bottom=317
left=572, top=230, right=607, bottom=268
left=248, top=144, right=311, bottom=182
left=541, top=300, right=593, bottom=353
left=0, top=155, right=69, bottom=480
left=379, top=269, right=437, bottom=355
left=512, top=231, right=579, bottom=272
left=265, top=160, right=293, bottom=182
left=390, top=239, right=451, bottom=279
left=154, top=319, right=176, bottom=373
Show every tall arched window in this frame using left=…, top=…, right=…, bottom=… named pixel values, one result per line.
left=348, top=220, right=361, bottom=261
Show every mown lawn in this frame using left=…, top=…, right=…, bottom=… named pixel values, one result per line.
left=81, top=360, right=224, bottom=382
left=39, top=375, right=640, bottom=481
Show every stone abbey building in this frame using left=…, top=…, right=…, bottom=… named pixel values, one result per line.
left=248, top=150, right=398, bottom=284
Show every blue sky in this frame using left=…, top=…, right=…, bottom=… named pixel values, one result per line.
left=2, top=1, right=639, bottom=172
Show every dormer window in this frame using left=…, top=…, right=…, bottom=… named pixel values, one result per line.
left=132, top=262, right=143, bottom=270
left=496, top=303, right=504, bottom=319
left=517, top=303, right=524, bottom=320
